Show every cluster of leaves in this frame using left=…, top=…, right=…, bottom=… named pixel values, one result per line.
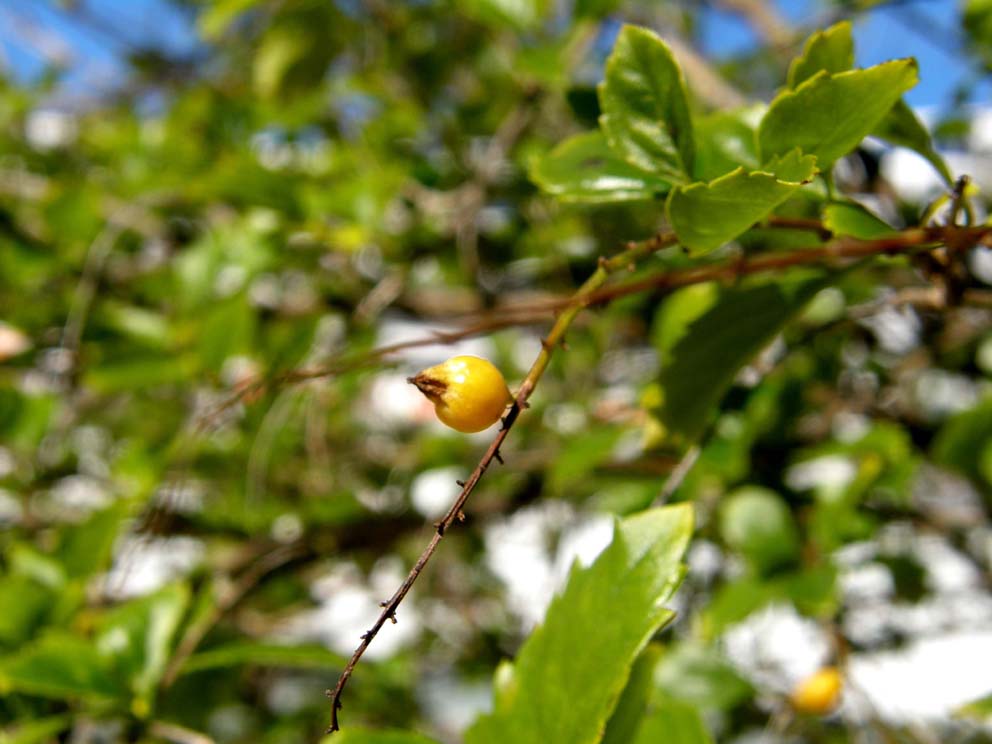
left=2, top=1, right=992, bottom=743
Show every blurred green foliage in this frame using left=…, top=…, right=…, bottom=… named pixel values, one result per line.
left=2, top=2, right=992, bottom=744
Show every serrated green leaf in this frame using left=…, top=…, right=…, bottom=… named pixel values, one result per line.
left=667, top=149, right=818, bottom=254
left=631, top=698, right=713, bottom=744
left=530, top=131, right=672, bottom=203
left=872, top=99, right=954, bottom=185
left=823, top=202, right=897, bottom=239
left=320, top=729, right=442, bottom=744
left=182, top=641, right=345, bottom=674
left=0, top=632, right=125, bottom=701
left=598, top=25, right=694, bottom=181
left=759, top=59, right=919, bottom=166
left=787, top=22, right=854, bottom=89
left=651, top=272, right=832, bottom=445
left=465, top=504, right=693, bottom=744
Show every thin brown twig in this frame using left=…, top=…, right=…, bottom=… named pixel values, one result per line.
left=324, top=229, right=679, bottom=733
left=212, top=222, right=992, bottom=428
left=574, top=225, right=992, bottom=310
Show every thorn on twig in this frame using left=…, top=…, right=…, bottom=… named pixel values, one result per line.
left=434, top=521, right=446, bottom=536
left=494, top=450, right=504, bottom=465
left=360, top=631, right=371, bottom=640
left=540, top=338, right=554, bottom=351
left=456, top=479, right=466, bottom=487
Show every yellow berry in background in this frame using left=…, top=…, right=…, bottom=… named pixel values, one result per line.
left=408, top=355, right=512, bottom=433
left=791, top=666, right=843, bottom=715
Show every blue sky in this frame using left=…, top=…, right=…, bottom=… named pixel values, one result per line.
left=0, top=0, right=986, bottom=109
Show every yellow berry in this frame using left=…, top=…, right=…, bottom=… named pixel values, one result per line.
left=409, top=356, right=512, bottom=433
left=791, top=666, right=843, bottom=715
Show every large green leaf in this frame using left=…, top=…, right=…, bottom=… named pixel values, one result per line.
left=666, top=149, right=817, bottom=254
left=530, top=131, right=672, bottom=203
left=465, top=504, right=693, bottom=744
left=651, top=272, right=833, bottom=446
left=759, top=59, right=919, bottom=166
left=872, top=99, right=954, bottom=185
left=787, top=22, right=854, bottom=89
left=598, top=25, right=694, bottom=181
left=96, top=582, right=190, bottom=708
left=0, top=633, right=125, bottom=701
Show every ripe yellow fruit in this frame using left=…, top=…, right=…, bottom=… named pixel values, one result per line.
left=409, top=356, right=512, bottom=433
left=791, top=666, right=843, bottom=715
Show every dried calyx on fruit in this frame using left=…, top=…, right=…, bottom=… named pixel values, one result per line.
left=409, top=355, right=512, bottom=433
